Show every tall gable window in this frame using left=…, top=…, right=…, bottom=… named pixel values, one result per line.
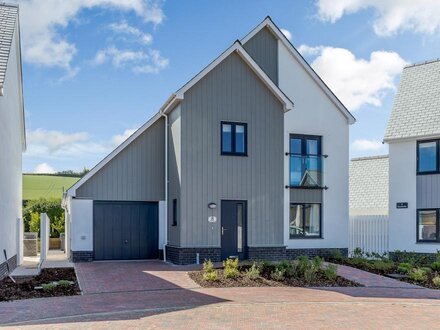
left=221, top=122, right=247, bottom=156
left=417, top=140, right=439, bottom=174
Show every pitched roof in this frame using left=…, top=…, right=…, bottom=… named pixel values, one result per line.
left=0, top=3, right=18, bottom=94
left=349, top=155, right=389, bottom=216
left=242, top=16, right=356, bottom=125
left=384, top=59, right=440, bottom=142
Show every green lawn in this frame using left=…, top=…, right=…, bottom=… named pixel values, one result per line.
left=23, top=174, right=80, bottom=200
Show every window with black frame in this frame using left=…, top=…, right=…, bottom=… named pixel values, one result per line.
left=417, top=140, right=439, bottom=174
left=289, top=203, right=321, bottom=238
left=221, top=122, right=247, bottom=156
left=417, top=209, right=439, bottom=242
left=289, top=134, right=323, bottom=188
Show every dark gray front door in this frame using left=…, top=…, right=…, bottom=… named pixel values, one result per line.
left=221, top=200, right=247, bottom=260
left=93, top=201, right=159, bottom=260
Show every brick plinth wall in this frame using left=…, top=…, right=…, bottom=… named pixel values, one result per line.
left=71, top=251, right=94, bottom=262
left=248, top=247, right=348, bottom=261
left=0, top=254, right=17, bottom=280
left=166, top=246, right=221, bottom=265
left=286, top=248, right=348, bottom=260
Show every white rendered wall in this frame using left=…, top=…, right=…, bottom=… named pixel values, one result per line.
left=278, top=41, right=350, bottom=249
left=388, top=141, right=434, bottom=252
left=0, top=27, right=23, bottom=265
left=70, top=199, right=93, bottom=251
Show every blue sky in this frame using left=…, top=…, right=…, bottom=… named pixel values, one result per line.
left=17, top=0, right=440, bottom=173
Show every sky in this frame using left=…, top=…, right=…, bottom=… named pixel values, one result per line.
left=14, top=0, right=440, bottom=173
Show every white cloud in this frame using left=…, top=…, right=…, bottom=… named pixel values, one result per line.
left=34, top=163, right=56, bottom=174
left=27, top=129, right=89, bottom=152
left=109, top=20, right=153, bottom=45
left=111, top=128, right=137, bottom=147
left=15, top=0, right=164, bottom=73
left=316, top=0, right=440, bottom=36
left=280, top=28, right=292, bottom=41
left=133, top=49, right=169, bottom=74
left=351, top=139, right=384, bottom=151
left=299, top=45, right=407, bottom=110
left=297, top=45, right=325, bottom=56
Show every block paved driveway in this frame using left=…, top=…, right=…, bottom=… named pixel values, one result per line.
left=2, top=261, right=440, bottom=329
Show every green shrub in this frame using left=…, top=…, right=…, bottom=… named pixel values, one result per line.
left=203, top=259, right=214, bottom=273
left=433, top=276, right=440, bottom=288
left=296, top=256, right=310, bottom=277
left=436, top=250, right=440, bottom=262
left=369, top=260, right=394, bottom=273
left=330, top=249, right=343, bottom=261
left=23, top=198, right=64, bottom=238
left=271, top=269, right=285, bottom=281
left=431, top=262, right=440, bottom=271
left=352, top=248, right=364, bottom=258
left=294, top=256, right=321, bottom=283
left=323, top=264, right=338, bottom=281
left=42, top=283, right=56, bottom=291
left=203, top=270, right=219, bottom=281
left=276, top=260, right=295, bottom=278
left=397, top=263, right=413, bottom=274
left=223, top=258, right=239, bottom=279
left=409, top=268, right=428, bottom=283
left=421, top=267, right=432, bottom=274
left=392, top=250, right=430, bottom=267
left=245, top=262, right=260, bottom=280
left=57, top=280, right=73, bottom=287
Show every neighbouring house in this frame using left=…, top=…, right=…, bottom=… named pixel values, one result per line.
left=384, top=59, right=440, bottom=257
left=349, top=155, right=389, bottom=217
left=0, top=3, right=26, bottom=278
left=63, top=17, right=355, bottom=264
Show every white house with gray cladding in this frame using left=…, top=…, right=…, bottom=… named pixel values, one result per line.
left=64, top=17, right=355, bottom=264
left=384, top=59, right=440, bottom=256
left=0, top=3, right=26, bottom=278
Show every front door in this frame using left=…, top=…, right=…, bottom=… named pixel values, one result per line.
left=221, top=200, right=247, bottom=260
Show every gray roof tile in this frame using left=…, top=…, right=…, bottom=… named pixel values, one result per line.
left=0, top=3, right=18, bottom=89
left=384, top=59, right=440, bottom=141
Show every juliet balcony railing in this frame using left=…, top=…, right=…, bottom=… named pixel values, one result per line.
left=286, top=153, right=327, bottom=189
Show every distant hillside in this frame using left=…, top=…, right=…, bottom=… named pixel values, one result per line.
left=23, top=174, right=80, bottom=200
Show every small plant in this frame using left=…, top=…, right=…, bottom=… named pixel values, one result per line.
left=431, top=261, right=440, bottom=271
left=433, top=276, right=440, bottom=288
left=57, top=280, right=73, bottom=287
left=436, top=250, right=440, bottom=262
left=323, top=264, right=338, bottom=281
left=42, top=283, right=56, bottom=291
left=352, top=247, right=364, bottom=258
left=296, top=256, right=310, bottom=277
left=409, top=268, right=428, bottom=283
left=276, top=260, right=295, bottom=278
left=223, top=258, right=240, bottom=279
left=330, top=249, right=343, bottom=261
left=245, top=262, right=260, bottom=280
left=369, top=260, right=394, bottom=273
left=421, top=267, right=432, bottom=274
left=397, top=262, right=413, bottom=274
left=203, top=270, right=218, bottom=281
left=271, top=269, right=285, bottom=281
left=203, top=259, right=215, bottom=273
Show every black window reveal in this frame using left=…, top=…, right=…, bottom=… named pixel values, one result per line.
left=172, top=199, right=177, bottom=226
left=289, top=203, right=321, bottom=239
left=417, top=140, right=439, bottom=174
left=221, top=122, right=247, bottom=156
left=417, top=209, right=439, bottom=242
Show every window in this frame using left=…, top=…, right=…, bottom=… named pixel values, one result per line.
left=221, top=122, right=247, bottom=156
left=289, top=203, right=321, bottom=238
left=172, top=199, right=177, bottom=226
left=417, top=209, right=439, bottom=242
left=289, top=134, right=323, bottom=187
left=417, top=140, right=439, bottom=174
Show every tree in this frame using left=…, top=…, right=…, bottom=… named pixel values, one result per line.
left=23, top=198, right=64, bottom=238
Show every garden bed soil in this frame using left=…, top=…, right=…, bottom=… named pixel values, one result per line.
left=0, top=268, right=80, bottom=302
left=189, top=268, right=360, bottom=288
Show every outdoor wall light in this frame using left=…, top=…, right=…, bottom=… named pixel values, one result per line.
left=208, top=203, right=217, bottom=209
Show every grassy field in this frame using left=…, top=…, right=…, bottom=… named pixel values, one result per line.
left=23, top=174, right=80, bottom=200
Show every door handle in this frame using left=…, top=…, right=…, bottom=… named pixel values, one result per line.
left=222, top=227, right=228, bottom=235
left=124, top=239, right=128, bottom=244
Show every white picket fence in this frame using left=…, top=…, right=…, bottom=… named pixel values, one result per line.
left=349, top=215, right=389, bottom=256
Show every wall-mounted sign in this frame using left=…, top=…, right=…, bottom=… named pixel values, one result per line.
left=396, top=202, right=408, bottom=209
left=208, top=216, right=217, bottom=223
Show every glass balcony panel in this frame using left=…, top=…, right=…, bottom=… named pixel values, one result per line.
left=289, top=155, right=324, bottom=188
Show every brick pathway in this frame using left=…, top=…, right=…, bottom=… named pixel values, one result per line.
left=333, top=263, right=422, bottom=288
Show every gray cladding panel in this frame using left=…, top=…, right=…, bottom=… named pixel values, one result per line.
left=77, top=117, right=165, bottom=201
left=417, top=174, right=440, bottom=208
left=180, top=52, right=284, bottom=247
left=243, top=27, right=278, bottom=84
left=290, top=189, right=323, bottom=204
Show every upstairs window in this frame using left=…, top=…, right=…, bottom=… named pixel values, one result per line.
left=221, top=122, right=247, bottom=156
left=418, top=140, right=439, bottom=174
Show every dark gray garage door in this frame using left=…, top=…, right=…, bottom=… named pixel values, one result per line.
left=93, top=201, right=159, bottom=260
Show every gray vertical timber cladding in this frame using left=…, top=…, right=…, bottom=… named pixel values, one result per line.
left=290, top=189, right=323, bottom=204
left=180, top=52, right=284, bottom=248
left=76, top=117, right=165, bottom=201
left=243, top=26, right=278, bottom=84
left=417, top=174, right=440, bottom=208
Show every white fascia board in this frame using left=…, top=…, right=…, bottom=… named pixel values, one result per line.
left=67, top=111, right=163, bottom=196
left=172, top=41, right=293, bottom=112
left=242, top=17, right=356, bottom=124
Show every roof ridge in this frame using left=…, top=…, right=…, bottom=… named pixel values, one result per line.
left=351, top=155, right=389, bottom=162
left=404, top=58, right=440, bottom=69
